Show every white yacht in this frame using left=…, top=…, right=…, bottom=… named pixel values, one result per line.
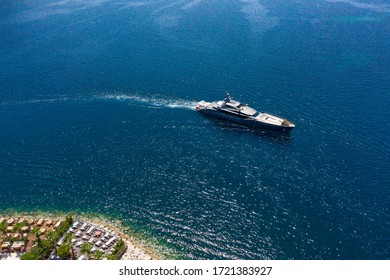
left=195, top=93, right=295, bottom=133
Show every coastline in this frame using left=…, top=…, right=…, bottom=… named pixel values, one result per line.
left=0, top=210, right=162, bottom=260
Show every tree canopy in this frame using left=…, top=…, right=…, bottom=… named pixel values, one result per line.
left=80, top=242, right=92, bottom=257
left=57, top=244, right=71, bottom=259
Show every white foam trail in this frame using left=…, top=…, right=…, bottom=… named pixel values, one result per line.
left=326, top=0, right=390, bottom=13
left=1, top=95, right=197, bottom=110
left=182, top=0, right=203, bottom=10
left=1, top=97, right=74, bottom=106
left=239, top=0, right=278, bottom=34
left=99, top=94, right=197, bottom=110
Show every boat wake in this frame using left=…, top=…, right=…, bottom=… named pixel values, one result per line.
left=0, top=97, right=75, bottom=106
left=1, top=94, right=197, bottom=111
left=100, top=94, right=197, bottom=110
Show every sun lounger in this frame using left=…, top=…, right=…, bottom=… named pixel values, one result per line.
left=72, top=222, right=80, bottom=229
left=57, top=237, right=64, bottom=246
left=105, top=236, right=117, bottom=247
left=80, top=223, right=89, bottom=231
left=1, top=243, right=10, bottom=251
left=86, top=226, right=95, bottom=236
left=11, top=241, right=25, bottom=251
left=54, top=220, right=62, bottom=228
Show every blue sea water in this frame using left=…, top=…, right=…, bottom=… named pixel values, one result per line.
left=0, top=0, right=389, bottom=259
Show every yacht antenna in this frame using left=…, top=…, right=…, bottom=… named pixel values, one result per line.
left=224, top=92, right=231, bottom=102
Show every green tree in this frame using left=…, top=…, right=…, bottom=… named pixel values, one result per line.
left=39, top=239, right=51, bottom=258
left=30, top=226, right=40, bottom=237
left=21, top=244, right=45, bottom=260
left=112, top=239, right=125, bottom=255
left=106, top=254, right=117, bottom=260
left=21, top=251, right=38, bottom=260
left=57, top=244, right=70, bottom=259
left=35, top=234, right=42, bottom=248
left=46, top=230, right=56, bottom=245
left=62, top=232, right=75, bottom=259
left=65, top=215, right=73, bottom=226
left=13, top=222, right=23, bottom=234
left=80, top=242, right=92, bottom=258
left=0, top=220, right=6, bottom=235
left=92, top=250, right=104, bottom=260
left=63, top=232, right=73, bottom=244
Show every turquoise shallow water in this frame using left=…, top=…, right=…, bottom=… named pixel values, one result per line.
left=0, top=0, right=389, bottom=259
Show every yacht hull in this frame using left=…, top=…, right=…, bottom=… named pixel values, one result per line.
left=197, top=108, right=294, bottom=134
